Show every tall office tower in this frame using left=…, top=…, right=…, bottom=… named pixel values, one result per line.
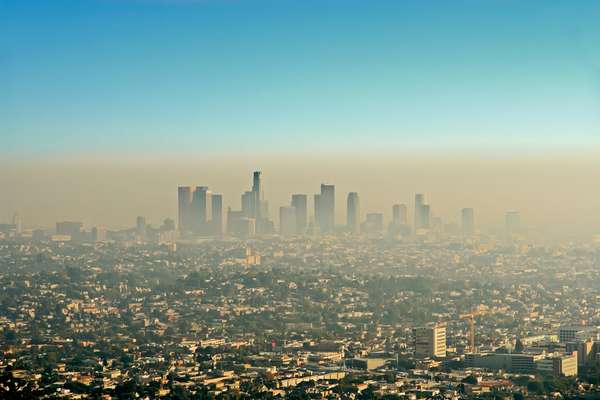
left=241, top=191, right=255, bottom=218
left=259, top=200, right=269, bottom=221
left=136, top=216, right=147, bottom=240
left=414, top=194, right=425, bottom=229
left=279, top=206, right=297, bottom=237
left=421, top=204, right=431, bottom=229
left=392, top=204, right=401, bottom=225
left=313, top=194, right=322, bottom=233
left=461, top=208, right=475, bottom=236
left=12, top=213, right=22, bottom=235
left=413, top=324, right=447, bottom=359
left=392, top=204, right=408, bottom=225
left=252, top=170, right=263, bottom=219
left=211, top=194, right=223, bottom=235
left=346, top=192, right=360, bottom=234
left=389, top=204, right=411, bottom=237
left=506, top=211, right=521, bottom=234
left=241, top=170, right=271, bottom=233
left=318, top=184, right=335, bottom=234
left=178, top=186, right=193, bottom=232
left=291, top=194, right=308, bottom=234
left=191, top=186, right=212, bottom=234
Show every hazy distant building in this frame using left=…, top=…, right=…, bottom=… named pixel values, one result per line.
left=177, top=186, right=193, bottom=233
left=241, top=191, right=255, bottom=218
left=279, top=206, right=297, bottom=237
left=191, top=186, right=212, bottom=234
left=346, top=192, right=360, bottom=234
left=252, top=171, right=263, bottom=218
left=211, top=194, right=223, bottom=236
left=32, top=229, right=45, bottom=241
left=421, top=204, right=431, bottom=229
left=227, top=208, right=255, bottom=238
left=56, top=221, right=83, bottom=241
left=388, top=204, right=410, bottom=237
left=362, top=213, right=384, bottom=235
left=161, top=218, right=176, bottom=232
left=414, top=194, right=430, bottom=230
left=506, top=211, right=521, bottom=234
left=392, top=204, right=408, bottom=225
left=91, top=226, right=107, bottom=242
left=179, top=186, right=223, bottom=236
left=461, top=208, right=475, bottom=236
left=239, top=171, right=271, bottom=234
left=316, top=184, right=335, bottom=234
left=291, top=194, right=308, bottom=235
left=414, top=324, right=446, bottom=359
left=12, top=213, right=22, bottom=235
left=136, top=216, right=146, bottom=240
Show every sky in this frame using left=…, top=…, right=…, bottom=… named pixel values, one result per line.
left=2, top=0, right=600, bottom=156
left=2, top=0, right=600, bottom=235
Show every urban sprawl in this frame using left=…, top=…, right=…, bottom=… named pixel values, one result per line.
left=1, top=171, right=600, bottom=399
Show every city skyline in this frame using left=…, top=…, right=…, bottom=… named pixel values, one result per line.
left=3, top=1, right=600, bottom=396
left=3, top=156, right=600, bottom=240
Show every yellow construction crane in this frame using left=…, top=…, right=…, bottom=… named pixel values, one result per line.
left=459, top=306, right=488, bottom=353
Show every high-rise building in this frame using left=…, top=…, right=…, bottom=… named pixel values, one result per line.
left=421, top=204, right=431, bottom=229
left=461, top=208, right=475, bottom=236
left=346, top=192, right=360, bottom=234
left=413, top=324, right=447, bottom=359
left=241, top=191, right=255, bottom=218
left=252, top=171, right=263, bottom=219
left=279, top=206, right=297, bottom=237
left=317, top=184, right=335, bottom=234
left=291, top=194, right=308, bottom=235
left=239, top=171, right=271, bottom=234
left=191, top=186, right=212, bottom=234
left=313, top=194, right=321, bottom=234
left=392, top=204, right=408, bottom=226
left=177, top=186, right=193, bottom=233
left=414, top=194, right=425, bottom=230
left=211, top=194, right=223, bottom=235
left=389, top=204, right=410, bottom=237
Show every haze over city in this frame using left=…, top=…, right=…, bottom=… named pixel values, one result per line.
left=2, top=155, right=600, bottom=240
left=3, top=1, right=600, bottom=239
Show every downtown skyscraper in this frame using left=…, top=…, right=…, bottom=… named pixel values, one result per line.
left=461, top=208, right=475, bottom=236
left=177, top=186, right=222, bottom=236
left=291, top=194, right=308, bottom=235
left=346, top=192, right=360, bottom=234
left=315, top=184, right=335, bottom=234
left=414, top=194, right=431, bottom=231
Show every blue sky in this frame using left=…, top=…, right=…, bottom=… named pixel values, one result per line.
left=2, top=0, right=600, bottom=157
